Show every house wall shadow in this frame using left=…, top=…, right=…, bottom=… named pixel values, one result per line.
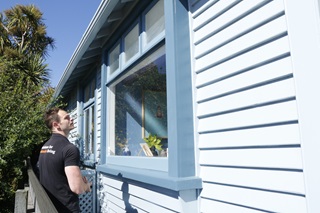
left=119, top=174, right=138, bottom=213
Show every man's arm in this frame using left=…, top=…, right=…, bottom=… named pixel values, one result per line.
left=65, top=165, right=92, bottom=194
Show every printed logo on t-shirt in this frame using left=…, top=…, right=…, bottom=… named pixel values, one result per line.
left=40, top=145, right=56, bottom=154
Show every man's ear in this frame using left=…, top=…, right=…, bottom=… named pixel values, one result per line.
left=52, top=121, right=60, bottom=129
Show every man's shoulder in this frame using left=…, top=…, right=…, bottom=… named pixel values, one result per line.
left=62, top=142, right=79, bottom=154
left=64, top=142, right=78, bottom=149
left=44, top=133, right=67, bottom=144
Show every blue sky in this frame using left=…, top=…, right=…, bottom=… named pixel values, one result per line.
left=0, top=0, right=101, bottom=87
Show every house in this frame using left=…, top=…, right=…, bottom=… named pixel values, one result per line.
left=54, top=0, right=320, bottom=212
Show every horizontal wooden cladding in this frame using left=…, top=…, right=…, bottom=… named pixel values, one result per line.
left=198, top=99, right=298, bottom=133
left=97, top=89, right=102, bottom=109
left=199, top=146, right=303, bottom=170
left=197, top=78, right=295, bottom=119
left=200, top=166, right=305, bottom=195
left=99, top=175, right=180, bottom=213
left=194, top=1, right=269, bottom=36
left=105, top=200, right=128, bottom=213
left=104, top=187, right=178, bottom=213
left=196, top=55, right=293, bottom=102
left=199, top=123, right=300, bottom=148
left=192, top=0, right=238, bottom=23
left=196, top=35, right=290, bottom=85
left=106, top=200, right=148, bottom=213
left=200, top=182, right=307, bottom=212
left=200, top=197, right=264, bottom=213
left=194, top=0, right=284, bottom=55
left=96, top=89, right=102, bottom=141
left=191, top=0, right=307, bottom=212
left=195, top=17, right=288, bottom=73
left=96, top=89, right=102, bottom=105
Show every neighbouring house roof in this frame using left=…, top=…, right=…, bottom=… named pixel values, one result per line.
left=54, top=0, right=138, bottom=98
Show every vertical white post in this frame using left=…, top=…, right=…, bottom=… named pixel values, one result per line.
left=179, top=189, right=198, bottom=213
left=284, top=0, right=320, bottom=212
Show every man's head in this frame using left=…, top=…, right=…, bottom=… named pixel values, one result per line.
left=45, top=108, right=74, bottom=137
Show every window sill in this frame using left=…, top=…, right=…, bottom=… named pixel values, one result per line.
left=106, top=156, right=168, bottom=172
left=96, top=164, right=202, bottom=191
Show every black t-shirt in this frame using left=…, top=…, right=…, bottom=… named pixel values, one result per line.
left=39, top=133, right=80, bottom=213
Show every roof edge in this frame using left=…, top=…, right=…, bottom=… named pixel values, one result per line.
left=53, top=0, right=118, bottom=98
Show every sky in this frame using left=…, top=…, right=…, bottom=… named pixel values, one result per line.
left=0, top=0, right=102, bottom=87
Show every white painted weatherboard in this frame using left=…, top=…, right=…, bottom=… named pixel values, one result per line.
left=190, top=0, right=307, bottom=212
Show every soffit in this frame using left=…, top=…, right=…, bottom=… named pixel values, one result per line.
left=54, top=0, right=138, bottom=98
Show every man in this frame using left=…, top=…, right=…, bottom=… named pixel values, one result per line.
left=39, top=108, right=92, bottom=212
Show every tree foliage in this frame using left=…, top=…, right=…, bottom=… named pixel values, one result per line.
left=0, top=4, right=54, bottom=86
left=0, top=5, right=56, bottom=212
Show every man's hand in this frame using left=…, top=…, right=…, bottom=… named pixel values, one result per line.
left=83, top=176, right=92, bottom=192
left=83, top=176, right=88, bottom=183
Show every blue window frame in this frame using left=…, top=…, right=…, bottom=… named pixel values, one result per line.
left=98, top=0, right=202, bottom=191
left=109, top=44, right=167, bottom=158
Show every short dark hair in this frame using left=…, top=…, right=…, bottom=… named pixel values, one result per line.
left=44, top=108, right=61, bottom=130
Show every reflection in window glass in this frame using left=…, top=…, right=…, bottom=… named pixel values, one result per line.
left=84, top=78, right=96, bottom=102
left=111, top=45, right=167, bottom=157
left=85, top=109, right=90, bottom=152
left=145, top=0, right=164, bottom=44
left=84, top=105, right=95, bottom=160
left=109, top=44, right=120, bottom=74
left=124, top=24, right=139, bottom=63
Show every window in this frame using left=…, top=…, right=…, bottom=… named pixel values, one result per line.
left=84, top=77, right=96, bottom=102
left=99, top=0, right=201, bottom=190
left=109, top=43, right=120, bottom=75
left=144, top=0, right=165, bottom=47
left=82, top=77, right=96, bottom=165
left=109, top=45, right=166, bottom=157
left=105, top=0, right=166, bottom=160
left=84, top=105, right=95, bottom=160
left=107, top=0, right=165, bottom=84
left=124, top=23, right=139, bottom=63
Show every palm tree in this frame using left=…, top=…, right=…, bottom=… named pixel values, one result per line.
left=0, top=4, right=55, bottom=85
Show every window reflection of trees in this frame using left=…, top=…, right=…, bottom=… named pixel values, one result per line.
left=114, top=56, right=166, bottom=156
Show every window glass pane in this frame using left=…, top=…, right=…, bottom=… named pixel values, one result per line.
left=145, top=0, right=165, bottom=44
left=91, top=79, right=96, bottom=98
left=85, top=109, right=90, bottom=153
left=124, top=24, right=139, bottom=62
left=109, top=44, right=120, bottom=74
left=91, top=105, right=95, bottom=153
left=84, top=78, right=95, bottom=102
left=111, top=45, right=167, bottom=157
left=84, top=84, right=90, bottom=102
left=84, top=105, right=95, bottom=161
